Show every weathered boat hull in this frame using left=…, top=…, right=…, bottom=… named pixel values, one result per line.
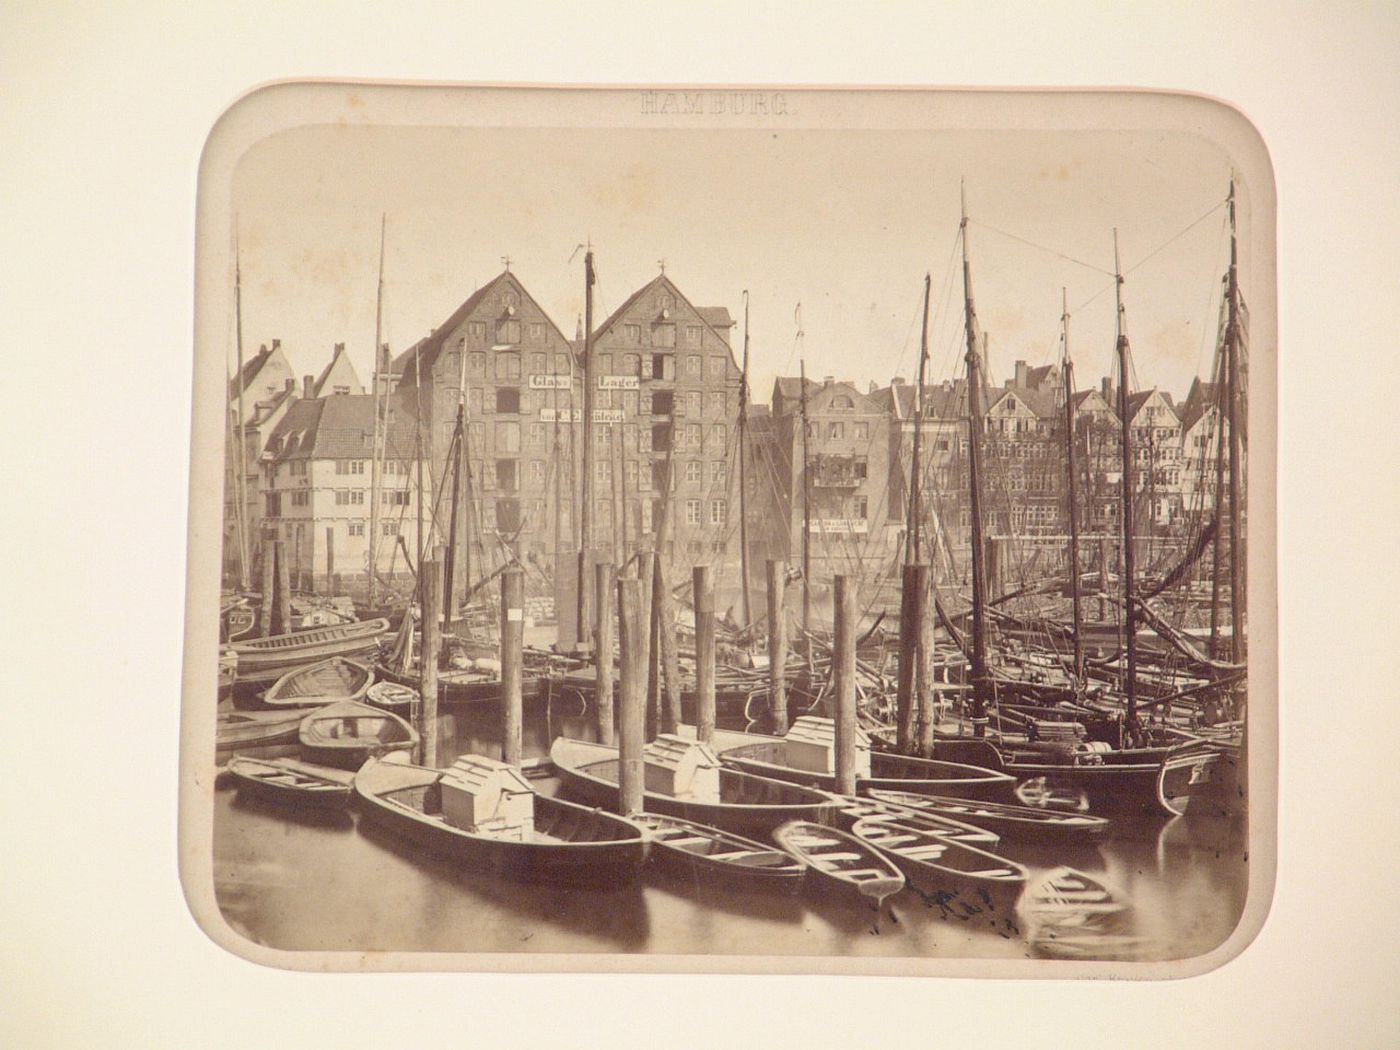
left=353, top=759, right=648, bottom=887
left=550, top=738, right=837, bottom=841
left=773, top=821, right=905, bottom=908
left=226, top=756, right=354, bottom=808
left=866, top=788, right=1110, bottom=845
left=298, top=700, right=419, bottom=770
left=262, top=657, right=374, bottom=708
left=215, top=709, right=304, bottom=760
left=630, top=812, right=805, bottom=895
left=231, top=619, right=388, bottom=684
left=852, top=817, right=1028, bottom=916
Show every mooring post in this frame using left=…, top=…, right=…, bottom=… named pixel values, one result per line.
left=833, top=574, right=857, bottom=796
left=325, top=526, right=335, bottom=597
left=766, top=559, right=788, bottom=734
left=645, top=549, right=660, bottom=740
left=896, top=561, right=927, bottom=752
left=656, top=554, right=682, bottom=735
left=273, top=538, right=291, bottom=636
left=616, top=572, right=646, bottom=816
left=500, top=568, right=524, bottom=766
left=916, top=565, right=936, bottom=758
left=693, top=564, right=716, bottom=747
left=258, top=528, right=275, bottom=637
left=419, top=554, right=441, bottom=768
left=594, top=560, right=616, bottom=745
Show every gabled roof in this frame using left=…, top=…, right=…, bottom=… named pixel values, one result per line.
left=396, top=270, right=575, bottom=383
left=229, top=344, right=274, bottom=399
left=869, top=379, right=970, bottom=422
left=311, top=343, right=364, bottom=397
left=593, top=273, right=734, bottom=350
left=1125, top=388, right=1179, bottom=424
left=1023, top=363, right=1057, bottom=389
left=988, top=386, right=1060, bottom=420
left=771, top=376, right=820, bottom=404
left=264, top=394, right=421, bottom=463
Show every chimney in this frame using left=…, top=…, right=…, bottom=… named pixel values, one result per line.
left=284, top=378, right=295, bottom=393
left=1102, top=376, right=1113, bottom=401
left=271, top=339, right=281, bottom=352
left=1014, top=360, right=1029, bottom=389
left=303, top=374, right=315, bottom=399
left=891, top=376, right=907, bottom=386
left=334, top=341, right=345, bottom=356
left=823, top=376, right=835, bottom=388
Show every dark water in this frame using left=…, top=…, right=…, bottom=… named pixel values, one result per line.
left=212, top=696, right=1248, bottom=962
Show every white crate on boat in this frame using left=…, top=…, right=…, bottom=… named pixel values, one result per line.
left=643, top=734, right=722, bottom=801
left=440, top=755, right=535, bottom=837
left=782, top=716, right=871, bottom=777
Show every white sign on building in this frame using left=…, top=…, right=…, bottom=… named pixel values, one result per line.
left=599, top=375, right=640, bottom=390
left=528, top=375, right=571, bottom=390
left=539, top=408, right=581, bottom=423
left=808, top=519, right=869, bottom=535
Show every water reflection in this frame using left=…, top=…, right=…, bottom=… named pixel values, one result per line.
left=212, top=694, right=1248, bottom=961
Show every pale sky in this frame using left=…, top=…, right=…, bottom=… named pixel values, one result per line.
left=229, top=124, right=1248, bottom=402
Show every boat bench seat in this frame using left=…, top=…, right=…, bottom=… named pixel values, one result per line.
left=846, top=869, right=892, bottom=882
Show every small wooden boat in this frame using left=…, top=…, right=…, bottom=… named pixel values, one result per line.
left=216, top=708, right=304, bottom=760
left=827, top=793, right=1002, bottom=848
left=231, top=618, right=388, bottom=684
left=262, top=657, right=374, bottom=708
left=298, top=700, right=418, bottom=769
left=866, top=788, right=1110, bottom=845
left=217, top=648, right=238, bottom=698
left=714, top=728, right=1017, bottom=803
left=1017, top=866, right=1144, bottom=959
left=550, top=738, right=837, bottom=840
left=222, top=602, right=256, bottom=642
left=852, top=817, right=1028, bottom=915
left=629, top=812, right=805, bottom=894
left=226, top=756, right=355, bottom=808
left=365, top=680, right=418, bottom=715
left=773, top=821, right=905, bottom=908
left=352, top=757, right=648, bottom=887
left=997, top=743, right=1186, bottom=817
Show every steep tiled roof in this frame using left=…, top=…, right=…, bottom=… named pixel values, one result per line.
left=1125, top=389, right=1179, bottom=423
left=264, top=394, right=421, bottom=463
left=593, top=273, right=734, bottom=349
left=697, top=306, right=734, bottom=331
left=229, top=345, right=271, bottom=399
left=870, top=380, right=970, bottom=421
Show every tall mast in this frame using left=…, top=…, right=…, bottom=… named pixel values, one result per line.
left=960, top=184, right=991, bottom=736
left=737, top=291, right=753, bottom=626
left=1225, top=177, right=1245, bottom=664
left=799, top=356, right=812, bottom=663
left=368, top=214, right=386, bottom=607
left=232, top=223, right=249, bottom=591
left=907, top=274, right=931, bottom=564
left=1060, top=288, right=1085, bottom=685
left=440, top=334, right=468, bottom=626
left=1113, top=228, right=1139, bottom=724
left=576, top=249, right=596, bottom=644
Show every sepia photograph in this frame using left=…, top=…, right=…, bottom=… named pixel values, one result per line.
left=182, top=85, right=1274, bottom=975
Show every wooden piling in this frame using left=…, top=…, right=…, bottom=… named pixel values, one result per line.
left=833, top=574, right=857, bottom=796
left=656, top=553, right=682, bottom=735
left=644, top=549, right=659, bottom=740
left=693, top=564, right=716, bottom=747
left=419, top=555, right=441, bottom=768
left=258, top=528, right=275, bottom=636
left=895, top=561, right=927, bottom=752
left=917, top=566, right=937, bottom=758
left=500, top=567, right=524, bottom=767
left=272, top=539, right=291, bottom=636
left=325, top=526, right=335, bottom=597
left=616, top=572, right=646, bottom=816
left=766, top=559, right=788, bottom=734
left=594, top=561, right=615, bottom=745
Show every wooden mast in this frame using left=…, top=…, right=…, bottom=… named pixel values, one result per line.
left=232, top=224, right=250, bottom=591
left=907, top=274, right=931, bottom=563
left=368, top=215, right=386, bottom=606
left=1113, top=228, right=1139, bottom=728
left=798, top=355, right=812, bottom=668
left=1061, top=288, right=1085, bottom=685
left=960, top=185, right=992, bottom=736
left=738, top=290, right=753, bottom=626
left=576, top=249, right=596, bottom=645
left=1225, top=177, right=1245, bottom=666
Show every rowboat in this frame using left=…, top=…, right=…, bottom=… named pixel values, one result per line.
left=550, top=737, right=837, bottom=840
left=222, top=602, right=256, bottom=642
left=297, top=700, right=418, bottom=769
left=826, top=793, right=1002, bottom=848
left=230, top=618, right=388, bottom=684
left=852, top=817, right=1028, bottom=915
left=629, top=812, right=805, bottom=894
left=772, top=821, right=905, bottom=908
left=352, top=757, right=648, bottom=887
left=713, top=727, right=1017, bottom=803
left=364, top=680, right=418, bottom=715
left=865, top=788, right=1110, bottom=846
left=262, top=657, right=374, bottom=708
left=1017, top=866, right=1144, bottom=959
left=226, top=756, right=355, bottom=808
left=215, top=708, right=304, bottom=760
